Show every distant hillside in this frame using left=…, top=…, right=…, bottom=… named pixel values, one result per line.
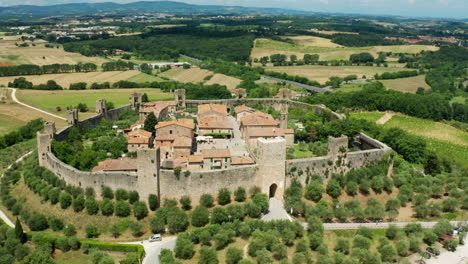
left=0, top=1, right=310, bottom=19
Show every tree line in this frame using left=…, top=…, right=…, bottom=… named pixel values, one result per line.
left=0, top=119, right=44, bottom=150
left=0, top=63, right=97, bottom=77
left=374, top=70, right=419, bottom=80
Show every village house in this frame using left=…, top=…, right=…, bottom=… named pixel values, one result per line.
left=201, top=148, right=231, bottom=170
left=239, top=112, right=279, bottom=137
left=198, top=115, right=233, bottom=137
left=198, top=103, right=228, bottom=118
left=154, top=119, right=195, bottom=160
left=92, top=157, right=137, bottom=172
left=245, top=127, right=294, bottom=150
left=187, top=155, right=204, bottom=170
left=234, top=105, right=257, bottom=122
left=139, top=101, right=177, bottom=120
left=127, top=129, right=153, bottom=152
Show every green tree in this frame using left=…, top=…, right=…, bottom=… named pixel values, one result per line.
left=59, top=192, right=72, bottom=209
left=211, top=207, right=229, bottom=224
left=326, top=180, right=342, bottom=198
left=305, top=181, right=324, bottom=202
left=15, top=218, right=27, bottom=243
left=167, top=208, right=189, bottom=233
left=115, top=189, right=128, bottom=200
left=128, top=191, right=140, bottom=204
left=379, top=244, right=397, bottom=262
left=353, top=235, right=371, bottom=250
left=27, top=213, right=48, bottom=231
left=175, top=237, right=195, bottom=259
left=115, top=200, right=131, bottom=217
left=191, top=206, right=209, bottom=227
left=148, top=194, right=159, bottom=211
left=433, top=219, right=454, bottom=236
left=199, top=246, right=218, bottom=264
left=86, top=225, right=100, bottom=238
left=133, top=201, right=148, bottom=220
left=85, top=198, right=99, bottom=215
left=226, top=247, right=243, bottom=264
left=72, top=194, right=85, bottom=212
left=144, top=112, right=158, bottom=133
left=396, top=239, right=410, bottom=256
left=200, top=193, right=214, bottom=207
left=234, top=187, right=246, bottom=202
left=101, top=185, right=114, bottom=200
left=217, top=188, right=231, bottom=205
left=179, top=196, right=192, bottom=210
left=100, top=199, right=114, bottom=216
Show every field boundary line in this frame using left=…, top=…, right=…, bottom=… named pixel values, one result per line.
left=8, top=88, right=66, bottom=121
left=376, top=112, right=395, bottom=124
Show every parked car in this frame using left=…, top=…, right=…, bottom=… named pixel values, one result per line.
left=149, top=234, right=162, bottom=242
left=426, top=247, right=440, bottom=256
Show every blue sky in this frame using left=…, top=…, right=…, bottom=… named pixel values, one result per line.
left=0, top=0, right=466, bottom=19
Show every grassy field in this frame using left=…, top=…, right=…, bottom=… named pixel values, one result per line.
left=266, top=65, right=403, bottom=84
left=0, top=70, right=142, bottom=88
left=350, top=111, right=386, bottom=122
left=352, top=112, right=468, bottom=168
left=284, top=36, right=343, bottom=48
left=252, top=38, right=438, bottom=61
left=160, top=68, right=212, bottom=83
left=17, top=88, right=173, bottom=117
left=0, top=40, right=107, bottom=66
left=205, top=73, right=242, bottom=90
left=380, top=75, right=430, bottom=93
left=0, top=89, right=67, bottom=134
left=55, top=249, right=127, bottom=264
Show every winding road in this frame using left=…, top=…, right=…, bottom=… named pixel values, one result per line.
left=8, top=88, right=66, bottom=121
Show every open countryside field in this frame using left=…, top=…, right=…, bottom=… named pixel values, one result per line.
left=0, top=70, right=142, bottom=88
left=380, top=75, right=430, bottom=93
left=205, top=73, right=242, bottom=90
left=0, top=89, right=67, bottom=134
left=351, top=112, right=468, bottom=168
left=160, top=68, right=212, bottom=83
left=284, top=35, right=343, bottom=48
left=266, top=65, right=403, bottom=84
left=0, top=40, right=107, bottom=66
left=252, top=38, right=439, bottom=61
left=125, top=72, right=163, bottom=82
left=16, top=88, right=173, bottom=117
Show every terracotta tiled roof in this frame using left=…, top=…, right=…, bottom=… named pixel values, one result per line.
left=128, top=129, right=152, bottom=139
left=198, top=116, right=233, bottom=130
left=234, top=105, right=255, bottom=114
left=173, top=136, right=192, bottom=147
left=154, top=135, right=177, bottom=141
left=188, top=155, right=203, bottom=163
left=155, top=118, right=195, bottom=130
left=198, top=104, right=227, bottom=115
left=129, top=119, right=145, bottom=130
left=128, top=137, right=151, bottom=144
left=92, top=157, right=137, bottom=172
left=174, top=157, right=188, bottom=168
left=246, top=127, right=289, bottom=137
left=201, top=148, right=231, bottom=158
left=231, top=156, right=255, bottom=165
left=241, top=114, right=279, bottom=127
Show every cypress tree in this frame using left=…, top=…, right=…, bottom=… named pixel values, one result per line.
left=15, top=218, right=27, bottom=243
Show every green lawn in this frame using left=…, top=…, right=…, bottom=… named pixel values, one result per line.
left=338, top=83, right=365, bottom=93
left=0, top=113, right=26, bottom=134
left=17, top=88, right=173, bottom=117
left=350, top=112, right=385, bottom=122
left=288, top=144, right=316, bottom=159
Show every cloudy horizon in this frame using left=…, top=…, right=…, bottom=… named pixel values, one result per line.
left=0, top=0, right=466, bottom=19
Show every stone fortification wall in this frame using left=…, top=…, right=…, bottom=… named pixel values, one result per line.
left=158, top=165, right=259, bottom=202
left=45, top=153, right=139, bottom=195
left=285, top=133, right=392, bottom=187
left=55, top=104, right=131, bottom=141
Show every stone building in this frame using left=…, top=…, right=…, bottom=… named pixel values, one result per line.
left=198, top=103, right=227, bottom=118
left=198, top=115, right=233, bottom=136
left=127, top=129, right=153, bottom=152
left=201, top=148, right=231, bottom=170
left=139, top=101, right=176, bottom=120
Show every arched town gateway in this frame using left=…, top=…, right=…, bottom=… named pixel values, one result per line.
left=37, top=90, right=392, bottom=202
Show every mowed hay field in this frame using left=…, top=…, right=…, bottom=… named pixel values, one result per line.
left=160, top=68, right=212, bottom=83
left=0, top=40, right=107, bottom=66
left=205, top=73, right=242, bottom=90
left=380, top=75, right=430, bottom=93
left=252, top=38, right=439, bottom=61
left=266, top=65, right=403, bottom=84
left=160, top=68, right=242, bottom=90
left=16, top=88, right=173, bottom=117
left=0, top=70, right=142, bottom=88
left=284, top=36, right=343, bottom=48
left=0, top=89, right=67, bottom=134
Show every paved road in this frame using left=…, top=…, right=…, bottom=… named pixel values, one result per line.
left=261, top=75, right=334, bottom=93
left=303, top=221, right=467, bottom=230
left=262, top=198, right=292, bottom=221
left=124, top=237, right=177, bottom=264
left=8, top=88, right=66, bottom=121
left=0, top=151, right=34, bottom=228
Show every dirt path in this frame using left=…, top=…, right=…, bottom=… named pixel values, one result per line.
left=8, top=88, right=66, bottom=121
left=376, top=112, right=394, bottom=125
